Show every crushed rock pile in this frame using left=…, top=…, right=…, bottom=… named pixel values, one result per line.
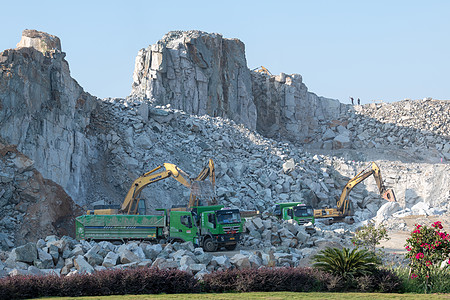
left=310, top=99, right=450, bottom=162
left=0, top=234, right=332, bottom=279
left=242, top=213, right=353, bottom=252
left=91, top=97, right=355, bottom=214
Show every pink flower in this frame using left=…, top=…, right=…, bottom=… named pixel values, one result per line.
left=415, top=253, right=424, bottom=260
left=411, top=274, right=418, bottom=279
left=426, top=261, right=432, bottom=267
left=432, top=221, right=443, bottom=229
left=447, top=259, right=450, bottom=265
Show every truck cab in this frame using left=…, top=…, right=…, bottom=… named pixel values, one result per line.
left=167, top=210, right=199, bottom=245
left=274, top=202, right=315, bottom=225
left=163, top=205, right=244, bottom=252
left=195, top=205, right=243, bottom=252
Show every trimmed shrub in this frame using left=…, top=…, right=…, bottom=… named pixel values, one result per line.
left=201, top=267, right=340, bottom=293
left=0, top=268, right=199, bottom=299
left=0, top=265, right=401, bottom=299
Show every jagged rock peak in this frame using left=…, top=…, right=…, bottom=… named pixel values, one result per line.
left=131, top=29, right=255, bottom=130
left=16, top=29, right=62, bottom=53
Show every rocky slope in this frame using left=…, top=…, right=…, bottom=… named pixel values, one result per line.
left=308, top=99, right=450, bottom=162
left=0, top=140, right=82, bottom=249
left=0, top=29, right=448, bottom=260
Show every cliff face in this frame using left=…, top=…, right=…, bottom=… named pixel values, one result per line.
left=252, top=72, right=346, bottom=141
left=0, top=30, right=98, bottom=201
left=131, top=30, right=257, bottom=131
left=131, top=30, right=345, bottom=142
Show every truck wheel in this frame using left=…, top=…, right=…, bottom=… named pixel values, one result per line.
left=224, top=243, right=237, bottom=251
left=203, top=237, right=217, bottom=252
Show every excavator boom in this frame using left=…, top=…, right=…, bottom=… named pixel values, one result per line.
left=88, top=159, right=218, bottom=215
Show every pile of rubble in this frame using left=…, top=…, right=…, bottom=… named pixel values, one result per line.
left=0, top=233, right=330, bottom=279
left=242, top=213, right=352, bottom=252
left=311, top=99, right=450, bottom=162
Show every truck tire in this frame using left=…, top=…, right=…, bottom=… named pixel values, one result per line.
left=224, top=243, right=237, bottom=251
left=203, top=237, right=217, bottom=252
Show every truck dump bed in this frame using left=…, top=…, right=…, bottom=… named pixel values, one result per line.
left=76, top=214, right=166, bottom=241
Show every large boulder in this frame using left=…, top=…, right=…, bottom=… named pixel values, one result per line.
left=119, top=249, right=140, bottom=264
left=12, top=242, right=37, bottom=263
left=230, top=254, right=251, bottom=269
left=16, top=29, right=61, bottom=53
left=333, top=134, right=351, bottom=149
left=375, top=202, right=401, bottom=223
left=102, top=252, right=119, bottom=268
left=36, top=248, right=54, bottom=269
left=73, top=255, right=94, bottom=274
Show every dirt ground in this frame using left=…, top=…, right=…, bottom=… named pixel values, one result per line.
left=378, top=214, right=450, bottom=254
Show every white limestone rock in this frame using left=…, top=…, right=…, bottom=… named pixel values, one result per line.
left=73, top=255, right=94, bottom=274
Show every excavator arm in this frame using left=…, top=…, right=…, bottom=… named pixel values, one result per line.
left=120, top=163, right=191, bottom=215
left=337, top=162, right=396, bottom=215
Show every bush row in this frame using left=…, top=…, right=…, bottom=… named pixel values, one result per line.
left=0, top=268, right=199, bottom=299
left=0, top=267, right=402, bottom=299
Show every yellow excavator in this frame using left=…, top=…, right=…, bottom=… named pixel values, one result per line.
left=314, top=162, right=396, bottom=224
left=88, top=159, right=216, bottom=215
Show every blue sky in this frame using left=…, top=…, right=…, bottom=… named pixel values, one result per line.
left=1, top=0, right=449, bottom=104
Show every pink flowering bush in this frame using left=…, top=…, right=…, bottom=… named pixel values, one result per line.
left=404, top=221, right=450, bottom=292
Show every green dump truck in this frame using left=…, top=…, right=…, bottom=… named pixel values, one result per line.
left=273, top=202, right=315, bottom=225
left=75, top=205, right=244, bottom=252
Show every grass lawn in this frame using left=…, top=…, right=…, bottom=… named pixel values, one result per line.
left=44, top=292, right=450, bottom=300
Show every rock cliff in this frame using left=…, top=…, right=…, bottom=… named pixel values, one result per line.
left=130, top=30, right=344, bottom=142
left=252, top=72, right=346, bottom=141
left=131, top=30, right=257, bottom=131
left=0, top=140, right=82, bottom=249
left=0, top=29, right=98, bottom=201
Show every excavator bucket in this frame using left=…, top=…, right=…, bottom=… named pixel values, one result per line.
left=382, top=189, right=396, bottom=202
left=190, top=180, right=217, bottom=206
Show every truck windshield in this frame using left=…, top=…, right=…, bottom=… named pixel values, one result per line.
left=294, top=206, right=313, bottom=217
left=216, top=209, right=241, bottom=224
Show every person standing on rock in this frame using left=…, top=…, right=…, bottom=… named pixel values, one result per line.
left=350, top=97, right=354, bottom=105
left=357, top=98, right=360, bottom=105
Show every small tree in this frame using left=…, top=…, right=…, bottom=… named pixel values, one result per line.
left=404, top=221, right=450, bottom=293
left=351, top=221, right=390, bottom=253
